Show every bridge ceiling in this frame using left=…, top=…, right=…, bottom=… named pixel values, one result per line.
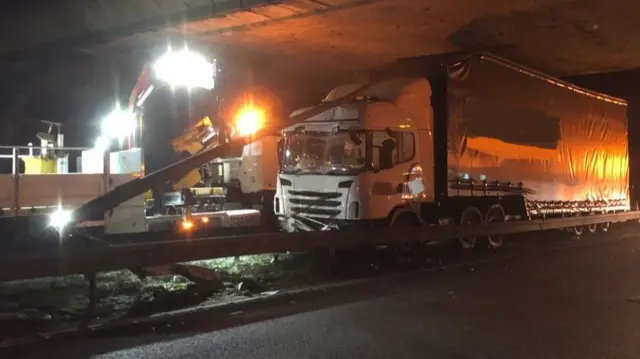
left=4, top=0, right=639, bottom=75
left=1, top=0, right=639, bottom=144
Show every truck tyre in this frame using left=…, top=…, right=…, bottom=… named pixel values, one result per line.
left=484, top=204, right=506, bottom=248
left=390, top=212, right=419, bottom=255
left=600, top=221, right=611, bottom=232
left=569, top=214, right=583, bottom=238
left=572, top=225, right=584, bottom=237
left=585, top=213, right=597, bottom=233
left=390, top=211, right=419, bottom=227
left=459, top=206, right=483, bottom=250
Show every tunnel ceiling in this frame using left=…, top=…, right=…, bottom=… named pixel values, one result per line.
left=1, top=0, right=640, bottom=145
left=194, top=0, right=640, bottom=77
left=3, top=0, right=640, bottom=77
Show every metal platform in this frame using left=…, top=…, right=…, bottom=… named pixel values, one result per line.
left=0, top=145, right=141, bottom=218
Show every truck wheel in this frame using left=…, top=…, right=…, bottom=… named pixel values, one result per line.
left=484, top=205, right=506, bottom=248
left=390, top=212, right=418, bottom=256
left=600, top=221, right=611, bottom=232
left=586, top=213, right=597, bottom=233
left=563, top=213, right=584, bottom=238
left=459, top=207, right=483, bottom=250
left=570, top=222, right=584, bottom=238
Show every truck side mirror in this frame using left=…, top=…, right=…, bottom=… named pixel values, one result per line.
left=277, top=138, right=285, bottom=167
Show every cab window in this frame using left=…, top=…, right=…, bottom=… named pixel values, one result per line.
left=370, top=131, right=415, bottom=170
left=399, top=132, right=415, bottom=163
left=371, top=131, right=397, bottom=170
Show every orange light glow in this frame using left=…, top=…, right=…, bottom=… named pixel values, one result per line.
left=201, top=217, right=210, bottom=224
left=181, top=219, right=194, bottom=231
left=234, top=105, right=265, bottom=136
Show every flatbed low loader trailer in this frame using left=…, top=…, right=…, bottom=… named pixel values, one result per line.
left=275, top=51, right=636, bottom=248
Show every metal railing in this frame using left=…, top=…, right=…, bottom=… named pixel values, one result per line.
left=0, top=144, right=91, bottom=175
left=0, top=145, right=110, bottom=217
left=0, top=210, right=638, bottom=282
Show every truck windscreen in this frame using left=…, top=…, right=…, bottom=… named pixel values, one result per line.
left=282, top=131, right=366, bottom=175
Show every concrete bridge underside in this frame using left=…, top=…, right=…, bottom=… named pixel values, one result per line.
left=1, top=0, right=640, bottom=144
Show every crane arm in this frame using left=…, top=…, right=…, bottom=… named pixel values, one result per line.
left=127, top=65, right=152, bottom=110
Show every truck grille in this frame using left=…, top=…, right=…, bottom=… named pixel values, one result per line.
left=288, top=207, right=341, bottom=216
left=288, top=190, right=340, bottom=199
left=287, top=190, right=344, bottom=218
left=289, top=198, right=341, bottom=207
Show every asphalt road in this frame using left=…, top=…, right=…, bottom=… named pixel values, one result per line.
left=6, top=229, right=640, bottom=358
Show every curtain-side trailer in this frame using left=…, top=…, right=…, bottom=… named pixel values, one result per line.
left=275, top=52, right=631, bottom=248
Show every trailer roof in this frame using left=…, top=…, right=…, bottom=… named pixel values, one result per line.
left=373, top=51, right=627, bottom=107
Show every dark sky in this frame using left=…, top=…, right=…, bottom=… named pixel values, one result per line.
left=0, top=45, right=330, bottom=173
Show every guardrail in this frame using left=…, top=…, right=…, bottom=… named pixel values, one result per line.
left=1, top=211, right=638, bottom=282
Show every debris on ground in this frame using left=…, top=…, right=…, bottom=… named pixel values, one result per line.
left=0, top=253, right=316, bottom=341
left=0, top=249, right=395, bottom=341
left=237, top=279, right=264, bottom=295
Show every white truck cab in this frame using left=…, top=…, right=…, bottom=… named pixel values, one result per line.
left=275, top=78, right=434, bottom=231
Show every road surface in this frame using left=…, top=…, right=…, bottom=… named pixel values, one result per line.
left=6, top=229, right=640, bottom=358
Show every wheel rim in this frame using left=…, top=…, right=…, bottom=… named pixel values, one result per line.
left=391, top=215, right=415, bottom=254
left=573, top=225, right=583, bottom=236
left=460, top=236, right=476, bottom=249
left=587, top=223, right=597, bottom=233
left=486, top=213, right=504, bottom=248
left=459, top=208, right=482, bottom=249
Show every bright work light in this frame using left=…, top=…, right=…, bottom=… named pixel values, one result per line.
left=100, top=106, right=136, bottom=143
left=152, top=49, right=216, bottom=90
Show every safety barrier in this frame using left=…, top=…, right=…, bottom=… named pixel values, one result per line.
left=0, top=210, right=637, bottom=282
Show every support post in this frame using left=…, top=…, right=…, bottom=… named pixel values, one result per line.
left=137, top=111, right=145, bottom=176
left=103, top=150, right=110, bottom=234
left=103, top=150, right=110, bottom=194
left=79, top=150, right=110, bottom=329
left=79, top=271, right=97, bottom=331
left=12, top=147, right=19, bottom=216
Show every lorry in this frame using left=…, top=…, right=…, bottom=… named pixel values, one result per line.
left=274, top=52, right=630, bottom=248
left=123, top=49, right=282, bottom=229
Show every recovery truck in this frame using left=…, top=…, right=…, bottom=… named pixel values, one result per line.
left=125, top=49, right=282, bottom=230
left=164, top=111, right=281, bottom=229
left=275, top=52, right=631, bottom=248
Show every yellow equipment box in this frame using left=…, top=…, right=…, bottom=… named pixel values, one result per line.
left=23, top=157, right=57, bottom=174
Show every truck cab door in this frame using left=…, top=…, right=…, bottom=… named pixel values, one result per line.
left=365, top=130, right=409, bottom=219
